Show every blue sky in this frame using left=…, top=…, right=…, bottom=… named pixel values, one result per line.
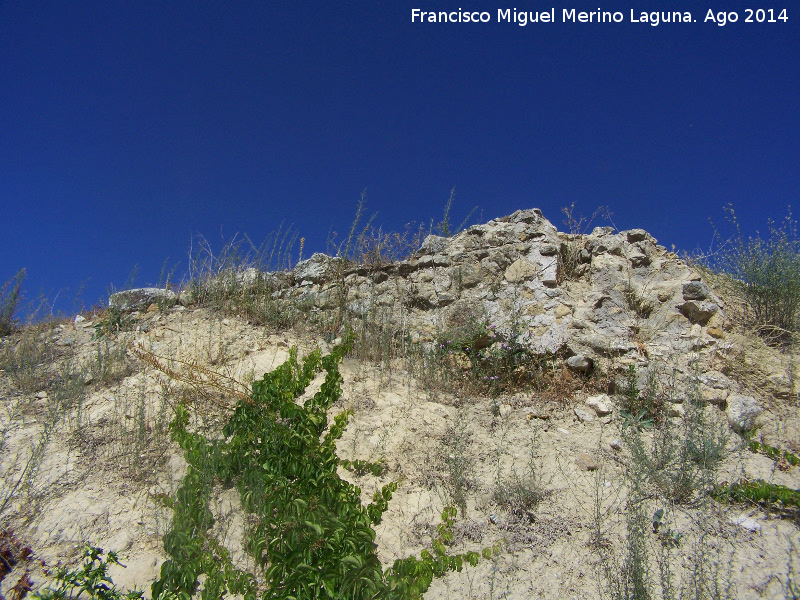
left=1, top=1, right=798, bottom=313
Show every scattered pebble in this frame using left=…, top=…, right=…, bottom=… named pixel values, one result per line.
left=574, top=406, right=596, bottom=422
left=585, top=394, right=613, bottom=415
left=730, top=515, right=761, bottom=533
left=575, top=452, right=599, bottom=471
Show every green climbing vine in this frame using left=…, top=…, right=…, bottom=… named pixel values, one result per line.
left=152, top=338, right=495, bottom=599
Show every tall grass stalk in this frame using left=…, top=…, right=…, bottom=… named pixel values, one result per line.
left=0, top=269, right=26, bottom=337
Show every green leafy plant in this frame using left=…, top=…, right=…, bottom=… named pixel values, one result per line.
left=33, top=545, right=147, bottom=600
left=621, top=409, right=654, bottom=432
left=746, top=439, right=800, bottom=466
left=712, top=479, right=800, bottom=520
left=340, top=457, right=388, bottom=477
left=387, top=507, right=498, bottom=600
left=650, top=509, right=682, bottom=548
left=151, top=337, right=492, bottom=599
left=617, top=365, right=666, bottom=429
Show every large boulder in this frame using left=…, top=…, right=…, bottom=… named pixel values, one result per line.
left=682, top=281, right=712, bottom=301
left=109, top=288, right=177, bottom=312
left=293, top=253, right=344, bottom=284
left=678, top=300, right=719, bottom=324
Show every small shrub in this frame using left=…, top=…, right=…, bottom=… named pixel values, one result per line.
left=618, top=365, right=666, bottom=426
left=708, top=205, right=800, bottom=342
left=0, top=269, right=25, bottom=337
left=493, top=443, right=548, bottom=517
left=621, top=365, right=728, bottom=504
left=33, top=545, right=148, bottom=600
left=93, top=308, right=135, bottom=339
left=620, top=409, right=654, bottom=432
left=432, top=414, right=475, bottom=513
left=597, top=364, right=733, bottom=600
left=90, top=339, right=134, bottom=385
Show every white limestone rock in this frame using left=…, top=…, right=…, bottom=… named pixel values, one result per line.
left=725, top=395, right=762, bottom=432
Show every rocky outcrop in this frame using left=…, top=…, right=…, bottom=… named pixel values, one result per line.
left=275, top=208, right=730, bottom=381
left=124, top=207, right=796, bottom=411
left=109, top=288, right=177, bottom=311
left=106, top=208, right=750, bottom=403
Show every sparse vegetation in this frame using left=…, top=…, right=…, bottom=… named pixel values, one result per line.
left=492, top=432, right=548, bottom=517
left=435, top=413, right=475, bottom=513
left=32, top=545, right=151, bottom=600
left=185, top=227, right=304, bottom=331
left=419, top=305, right=567, bottom=399
left=746, top=438, right=800, bottom=466
left=712, top=479, right=800, bottom=521
left=557, top=203, right=609, bottom=283
left=617, top=365, right=665, bottom=427
left=93, top=307, right=137, bottom=339
left=585, top=360, right=741, bottom=600
left=623, top=365, right=729, bottom=505
left=435, top=187, right=478, bottom=239
left=0, top=269, right=26, bottom=337
left=704, top=205, right=800, bottom=343
left=0, top=323, right=57, bottom=393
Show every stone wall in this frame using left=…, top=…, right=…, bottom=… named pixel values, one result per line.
left=282, top=208, right=735, bottom=395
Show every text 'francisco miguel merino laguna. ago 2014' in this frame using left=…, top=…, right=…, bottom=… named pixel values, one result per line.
left=411, top=8, right=789, bottom=27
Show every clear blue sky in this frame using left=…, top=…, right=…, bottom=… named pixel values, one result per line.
left=2, top=1, right=798, bottom=313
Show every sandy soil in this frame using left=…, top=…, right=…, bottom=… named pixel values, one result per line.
left=2, top=305, right=799, bottom=599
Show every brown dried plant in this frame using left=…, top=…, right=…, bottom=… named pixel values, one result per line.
left=130, top=342, right=250, bottom=409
